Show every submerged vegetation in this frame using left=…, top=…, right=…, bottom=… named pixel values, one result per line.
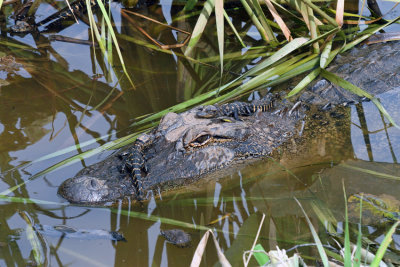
left=1, top=0, right=400, bottom=265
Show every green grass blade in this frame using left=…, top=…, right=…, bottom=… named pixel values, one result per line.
left=287, top=68, right=320, bottom=97
left=107, top=3, right=113, bottom=67
left=342, top=15, right=400, bottom=52
left=320, top=38, right=333, bottom=68
left=307, top=6, right=320, bottom=53
left=215, top=0, right=224, bottom=75
left=185, top=0, right=215, bottom=56
left=295, top=197, right=329, bottom=267
left=253, top=244, right=270, bottom=265
left=354, top=195, right=363, bottom=267
left=87, top=0, right=106, bottom=54
left=251, top=0, right=276, bottom=42
left=94, top=0, right=135, bottom=88
left=343, top=182, right=351, bottom=267
left=110, top=207, right=210, bottom=231
left=100, top=17, right=106, bottom=48
left=9, top=132, right=115, bottom=173
left=300, top=0, right=338, bottom=26
left=321, top=69, right=399, bottom=129
left=370, top=221, right=400, bottom=267
left=310, top=200, right=338, bottom=234
left=183, top=0, right=198, bottom=12
left=341, top=163, right=400, bottom=181
left=239, top=0, right=270, bottom=42
left=0, top=195, right=66, bottom=205
left=223, top=11, right=246, bottom=48
left=246, top=37, right=308, bottom=76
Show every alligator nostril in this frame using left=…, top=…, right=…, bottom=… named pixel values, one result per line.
left=90, top=178, right=98, bottom=189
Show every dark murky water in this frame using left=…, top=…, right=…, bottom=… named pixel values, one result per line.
left=1, top=0, right=400, bottom=266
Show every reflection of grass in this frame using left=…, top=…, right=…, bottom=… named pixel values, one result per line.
left=2, top=182, right=399, bottom=266
left=242, top=196, right=400, bottom=266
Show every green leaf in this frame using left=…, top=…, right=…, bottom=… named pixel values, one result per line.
left=251, top=0, right=276, bottom=42
left=93, top=0, right=135, bottom=88
left=370, top=221, right=400, bottom=267
left=183, top=0, right=198, bottom=11
left=110, top=207, right=210, bottom=231
left=223, top=11, right=246, bottom=48
left=341, top=163, right=400, bottom=181
left=253, top=244, right=270, bottom=265
left=300, top=0, right=338, bottom=26
left=354, top=195, right=363, bottom=267
left=287, top=68, right=320, bottom=97
left=246, top=37, right=309, bottom=76
left=343, top=183, right=351, bottom=267
left=239, top=0, right=269, bottom=42
left=320, top=39, right=333, bottom=68
left=185, top=0, right=215, bottom=56
left=342, top=15, right=400, bottom=52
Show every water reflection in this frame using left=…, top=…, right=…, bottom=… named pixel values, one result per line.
left=351, top=88, right=400, bottom=163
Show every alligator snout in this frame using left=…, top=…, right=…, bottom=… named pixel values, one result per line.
left=58, top=176, right=115, bottom=204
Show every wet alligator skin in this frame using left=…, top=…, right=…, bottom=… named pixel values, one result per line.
left=58, top=41, right=400, bottom=205
left=123, top=95, right=275, bottom=200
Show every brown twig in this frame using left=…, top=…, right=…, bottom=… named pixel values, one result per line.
left=121, top=9, right=191, bottom=50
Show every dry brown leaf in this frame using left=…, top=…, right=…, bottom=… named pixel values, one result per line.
left=190, top=229, right=231, bottom=267
left=264, top=0, right=292, bottom=41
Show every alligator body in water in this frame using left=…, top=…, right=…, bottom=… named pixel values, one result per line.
left=58, top=41, right=400, bottom=204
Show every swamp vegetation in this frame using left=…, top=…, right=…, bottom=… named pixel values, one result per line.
left=0, top=0, right=400, bottom=265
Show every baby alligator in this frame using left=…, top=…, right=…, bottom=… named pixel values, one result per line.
left=121, top=134, right=152, bottom=200
left=196, top=93, right=275, bottom=120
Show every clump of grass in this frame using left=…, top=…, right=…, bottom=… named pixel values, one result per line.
left=241, top=195, right=400, bottom=266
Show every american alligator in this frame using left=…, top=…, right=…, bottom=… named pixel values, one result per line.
left=58, top=40, right=400, bottom=204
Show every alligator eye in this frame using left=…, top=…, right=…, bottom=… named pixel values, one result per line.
left=189, top=134, right=212, bottom=147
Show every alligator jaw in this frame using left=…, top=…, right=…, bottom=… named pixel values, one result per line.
left=189, top=146, right=235, bottom=175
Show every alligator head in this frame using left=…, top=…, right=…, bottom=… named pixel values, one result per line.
left=58, top=100, right=302, bottom=204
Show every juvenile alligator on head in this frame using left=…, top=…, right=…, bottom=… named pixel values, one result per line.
left=58, top=41, right=400, bottom=204
left=196, top=94, right=275, bottom=120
